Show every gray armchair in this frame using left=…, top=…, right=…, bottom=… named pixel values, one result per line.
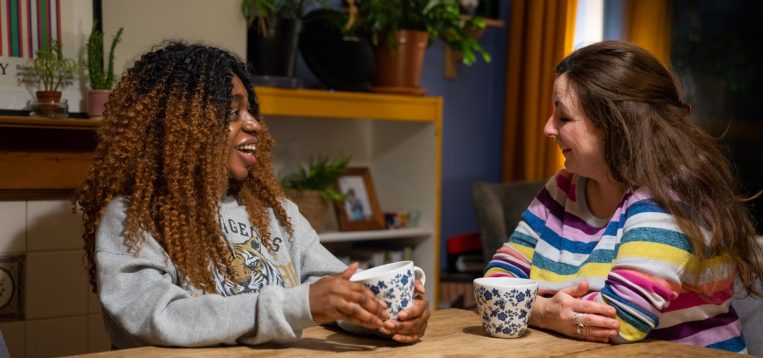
left=472, top=180, right=545, bottom=264
left=733, top=238, right=763, bottom=356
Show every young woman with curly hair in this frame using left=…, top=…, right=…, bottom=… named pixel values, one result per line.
left=483, top=41, right=763, bottom=353
left=76, top=42, right=429, bottom=348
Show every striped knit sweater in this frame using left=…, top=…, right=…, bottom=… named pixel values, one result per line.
left=483, top=170, right=745, bottom=353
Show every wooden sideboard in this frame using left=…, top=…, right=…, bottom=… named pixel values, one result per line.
left=0, top=115, right=99, bottom=199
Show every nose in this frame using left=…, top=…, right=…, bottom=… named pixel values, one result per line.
left=543, top=115, right=556, bottom=138
left=241, top=112, right=261, bottom=134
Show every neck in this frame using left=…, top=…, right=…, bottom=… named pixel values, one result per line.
left=585, top=174, right=627, bottom=219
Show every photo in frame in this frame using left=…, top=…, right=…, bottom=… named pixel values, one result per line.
left=334, top=167, right=385, bottom=231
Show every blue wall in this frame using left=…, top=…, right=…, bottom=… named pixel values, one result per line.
left=419, top=4, right=510, bottom=270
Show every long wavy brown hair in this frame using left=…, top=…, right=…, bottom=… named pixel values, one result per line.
left=556, top=40, right=763, bottom=295
left=76, top=42, right=292, bottom=293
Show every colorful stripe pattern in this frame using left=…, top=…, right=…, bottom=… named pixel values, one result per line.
left=0, top=0, right=61, bottom=58
left=484, top=169, right=745, bottom=353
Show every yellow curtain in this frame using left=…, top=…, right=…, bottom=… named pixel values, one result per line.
left=625, top=0, right=672, bottom=65
left=501, top=0, right=577, bottom=182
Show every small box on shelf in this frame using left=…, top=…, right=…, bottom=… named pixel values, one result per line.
left=334, top=245, right=413, bottom=270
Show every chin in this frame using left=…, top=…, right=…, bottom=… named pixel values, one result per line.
left=228, top=169, right=249, bottom=182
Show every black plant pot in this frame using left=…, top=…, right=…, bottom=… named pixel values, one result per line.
left=247, top=17, right=302, bottom=77
left=299, top=9, right=375, bottom=92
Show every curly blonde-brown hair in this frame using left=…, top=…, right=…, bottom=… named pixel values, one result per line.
left=76, top=42, right=292, bottom=293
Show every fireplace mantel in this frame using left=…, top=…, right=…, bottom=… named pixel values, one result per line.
left=0, top=115, right=99, bottom=200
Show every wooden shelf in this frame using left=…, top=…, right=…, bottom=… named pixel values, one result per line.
left=445, top=16, right=505, bottom=79
left=0, top=115, right=101, bottom=130
left=459, top=15, right=505, bottom=28
left=319, top=227, right=433, bottom=243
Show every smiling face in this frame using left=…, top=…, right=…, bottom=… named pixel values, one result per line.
left=226, top=75, right=262, bottom=181
left=543, top=74, right=608, bottom=180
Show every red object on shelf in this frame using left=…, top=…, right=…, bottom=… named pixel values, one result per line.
left=447, top=231, right=482, bottom=254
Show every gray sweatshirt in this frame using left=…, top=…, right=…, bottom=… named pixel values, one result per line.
left=95, top=194, right=347, bottom=348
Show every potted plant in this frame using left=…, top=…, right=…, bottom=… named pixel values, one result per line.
left=280, top=156, right=350, bottom=232
left=241, top=0, right=327, bottom=83
left=30, top=41, right=81, bottom=116
left=354, top=0, right=491, bottom=94
left=86, top=23, right=124, bottom=119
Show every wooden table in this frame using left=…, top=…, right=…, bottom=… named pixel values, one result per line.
left=71, top=309, right=741, bottom=357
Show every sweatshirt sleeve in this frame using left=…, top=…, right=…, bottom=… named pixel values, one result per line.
left=283, top=200, right=347, bottom=283
left=95, top=199, right=314, bottom=348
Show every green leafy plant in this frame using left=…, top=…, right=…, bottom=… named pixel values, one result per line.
left=31, top=41, right=81, bottom=91
left=87, top=22, right=124, bottom=90
left=354, top=0, right=491, bottom=65
left=281, top=156, right=350, bottom=203
left=241, top=0, right=328, bottom=36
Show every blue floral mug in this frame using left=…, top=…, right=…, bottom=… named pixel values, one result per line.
left=473, top=277, right=538, bottom=338
left=350, top=261, right=426, bottom=320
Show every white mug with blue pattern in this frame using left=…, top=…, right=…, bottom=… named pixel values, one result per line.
left=351, top=261, right=426, bottom=320
left=473, top=277, right=538, bottom=338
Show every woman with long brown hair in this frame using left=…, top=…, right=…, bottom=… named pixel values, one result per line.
left=76, top=42, right=429, bottom=348
left=484, top=41, right=762, bottom=352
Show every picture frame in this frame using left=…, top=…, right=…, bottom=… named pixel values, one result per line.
left=334, top=167, right=385, bottom=231
left=0, top=0, right=92, bottom=112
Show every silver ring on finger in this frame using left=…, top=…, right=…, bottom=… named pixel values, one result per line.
left=576, top=324, right=584, bottom=336
left=573, top=312, right=585, bottom=326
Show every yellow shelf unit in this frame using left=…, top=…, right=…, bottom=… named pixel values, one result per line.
left=258, top=87, right=441, bottom=122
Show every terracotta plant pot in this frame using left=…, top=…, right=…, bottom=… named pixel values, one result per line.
left=371, top=30, right=430, bottom=96
left=87, top=90, right=111, bottom=119
left=35, top=90, right=62, bottom=116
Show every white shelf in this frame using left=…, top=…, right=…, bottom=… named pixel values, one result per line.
left=319, top=227, right=433, bottom=243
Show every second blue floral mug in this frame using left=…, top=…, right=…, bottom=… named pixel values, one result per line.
left=473, top=277, right=538, bottom=338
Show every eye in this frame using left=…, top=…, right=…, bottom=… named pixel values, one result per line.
left=559, top=117, right=571, bottom=123
left=229, top=107, right=241, bottom=119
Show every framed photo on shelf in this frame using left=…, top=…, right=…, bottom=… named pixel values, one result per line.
left=0, top=0, right=92, bottom=111
left=334, top=167, right=385, bottom=231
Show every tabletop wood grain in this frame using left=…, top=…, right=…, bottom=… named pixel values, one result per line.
left=70, top=308, right=741, bottom=357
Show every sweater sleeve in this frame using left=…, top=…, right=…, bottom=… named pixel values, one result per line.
left=95, top=199, right=314, bottom=348
left=588, top=199, right=693, bottom=343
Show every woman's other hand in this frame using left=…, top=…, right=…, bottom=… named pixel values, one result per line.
left=379, top=279, right=430, bottom=343
left=309, top=262, right=389, bottom=329
left=530, top=280, right=619, bottom=343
